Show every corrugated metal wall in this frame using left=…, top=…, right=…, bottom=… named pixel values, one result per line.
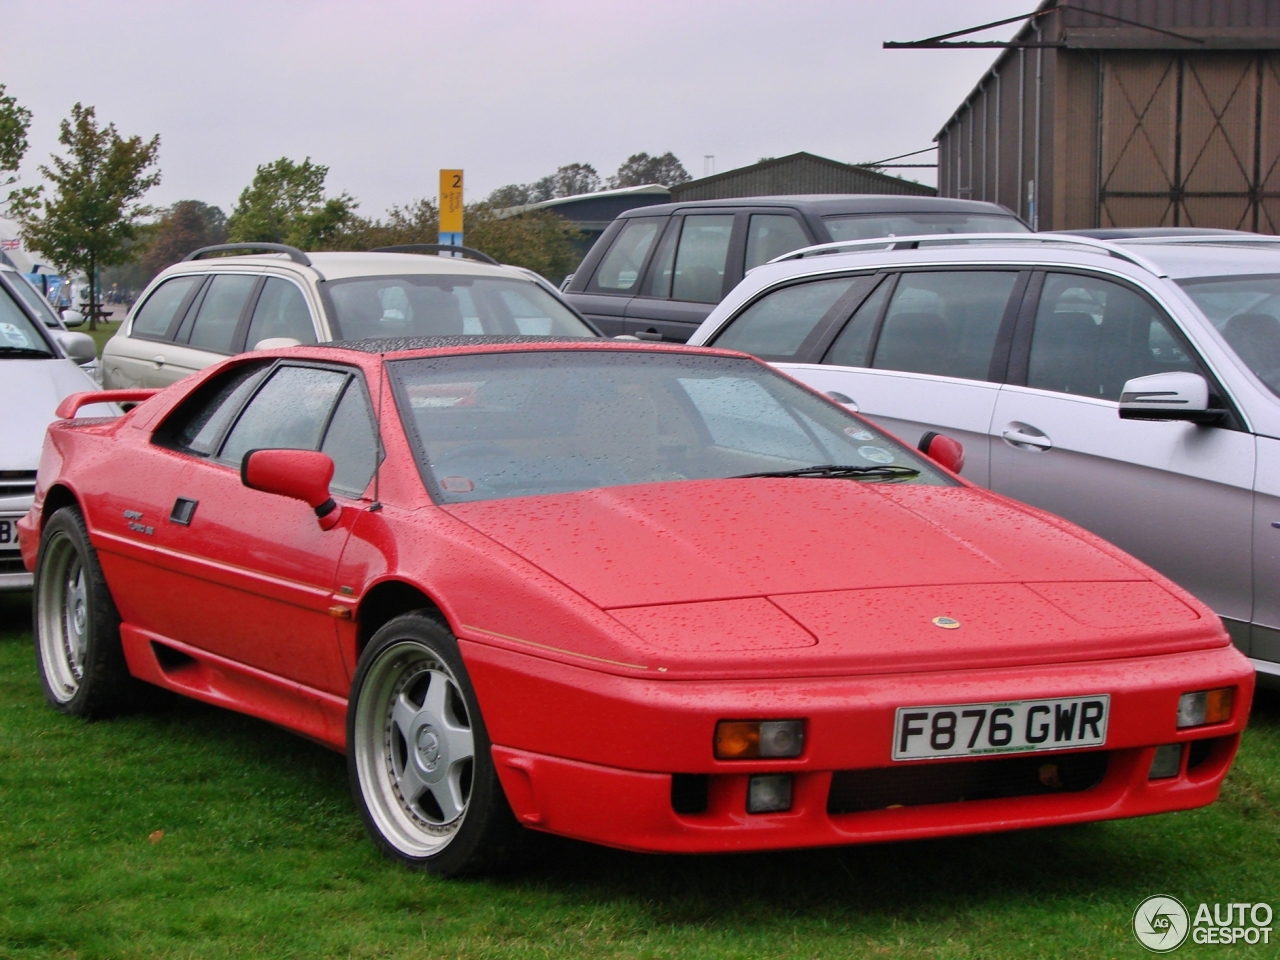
left=935, top=0, right=1280, bottom=231
left=671, top=155, right=934, bottom=202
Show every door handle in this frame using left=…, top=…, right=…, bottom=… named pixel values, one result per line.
left=1001, top=422, right=1053, bottom=450
left=150, top=355, right=166, bottom=367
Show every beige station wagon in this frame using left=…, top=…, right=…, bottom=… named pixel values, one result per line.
left=102, top=243, right=597, bottom=389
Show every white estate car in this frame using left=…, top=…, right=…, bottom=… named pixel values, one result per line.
left=102, top=243, right=598, bottom=389
left=0, top=263, right=110, bottom=590
left=689, top=234, right=1280, bottom=687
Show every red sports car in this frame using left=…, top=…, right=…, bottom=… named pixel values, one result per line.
left=20, top=338, right=1253, bottom=876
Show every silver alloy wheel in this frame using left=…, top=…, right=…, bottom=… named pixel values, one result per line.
left=352, top=639, right=476, bottom=858
left=36, top=531, right=88, bottom=703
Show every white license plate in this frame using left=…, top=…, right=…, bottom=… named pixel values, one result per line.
left=0, top=518, right=18, bottom=551
left=892, top=695, right=1110, bottom=761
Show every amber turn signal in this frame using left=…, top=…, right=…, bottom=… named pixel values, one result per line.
left=714, top=719, right=804, bottom=759
left=1176, top=687, right=1234, bottom=729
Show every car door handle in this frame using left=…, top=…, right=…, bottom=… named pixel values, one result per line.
left=1001, top=422, right=1053, bottom=450
left=150, top=355, right=166, bottom=367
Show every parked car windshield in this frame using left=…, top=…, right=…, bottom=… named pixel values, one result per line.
left=0, top=282, right=54, bottom=357
left=390, top=350, right=951, bottom=502
left=823, top=213, right=1027, bottom=242
left=1179, top=275, right=1280, bottom=397
left=9, top=275, right=63, bottom=328
left=325, top=275, right=596, bottom=341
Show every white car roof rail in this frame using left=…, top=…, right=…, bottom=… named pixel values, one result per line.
left=768, top=232, right=1169, bottom=278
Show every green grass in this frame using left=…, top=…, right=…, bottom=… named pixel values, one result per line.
left=1, top=590, right=1278, bottom=959
left=81, top=320, right=121, bottom=358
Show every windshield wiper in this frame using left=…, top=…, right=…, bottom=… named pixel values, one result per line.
left=0, top=346, right=54, bottom=358
left=730, top=463, right=920, bottom=481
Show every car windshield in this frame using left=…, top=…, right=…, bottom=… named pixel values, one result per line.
left=9, top=275, right=62, bottom=327
left=1179, top=275, right=1280, bottom=397
left=325, top=274, right=596, bottom=341
left=0, top=282, right=54, bottom=357
left=390, top=350, right=951, bottom=502
left=823, top=213, right=1027, bottom=242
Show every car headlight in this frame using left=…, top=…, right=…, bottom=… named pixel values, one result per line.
left=1176, top=687, right=1234, bottom=729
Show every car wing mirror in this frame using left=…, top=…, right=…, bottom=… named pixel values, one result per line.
left=55, top=331, right=97, bottom=365
left=241, top=449, right=342, bottom=530
left=1118, top=372, right=1225, bottom=424
left=918, top=431, right=965, bottom=474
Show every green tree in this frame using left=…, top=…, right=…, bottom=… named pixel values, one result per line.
left=11, top=103, right=160, bottom=330
left=610, top=151, right=691, bottom=188
left=485, top=162, right=601, bottom=207
left=227, top=157, right=357, bottom=249
left=0, top=82, right=33, bottom=199
left=142, top=200, right=227, bottom=277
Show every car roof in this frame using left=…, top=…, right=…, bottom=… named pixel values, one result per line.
left=616, top=194, right=1022, bottom=219
left=1108, top=240, right=1280, bottom=281
left=158, top=251, right=530, bottom=282
left=288, top=335, right=743, bottom=363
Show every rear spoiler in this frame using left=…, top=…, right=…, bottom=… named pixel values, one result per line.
left=56, top=389, right=160, bottom=419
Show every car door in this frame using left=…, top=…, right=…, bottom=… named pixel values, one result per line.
left=159, top=273, right=262, bottom=382
left=102, top=274, right=205, bottom=388
left=776, top=269, right=1027, bottom=486
left=624, top=212, right=738, bottom=342
left=572, top=216, right=667, bottom=336
left=148, top=361, right=379, bottom=694
left=988, top=270, right=1255, bottom=626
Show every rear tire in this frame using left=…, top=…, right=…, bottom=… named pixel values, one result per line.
left=347, top=612, right=526, bottom=876
left=33, top=506, right=138, bottom=717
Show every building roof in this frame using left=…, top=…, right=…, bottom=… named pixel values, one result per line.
left=934, top=0, right=1280, bottom=141
left=670, top=152, right=934, bottom=202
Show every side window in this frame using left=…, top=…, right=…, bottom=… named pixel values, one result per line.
left=671, top=215, right=734, bottom=303
left=712, top=276, right=868, bottom=360
left=744, top=215, right=809, bottom=271
left=185, top=274, right=258, bottom=353
left=1027, top=273, right=1199, bottom=400
left=164, top=362, right=272, bottom=455
left=824, top=277, right=892, bottom=368
left=321, top=380, right=379, bottom=495
left=589, top=218, right=662, bottom=293
left=871, top=271, right=1018, bottom=380
left=643, top=220, right=679, bottom=297
left=131, top=276, right=202, bottom=340
left=219, top=366, right=349, bottom=466
left=245, top=278, right=316, bottom=349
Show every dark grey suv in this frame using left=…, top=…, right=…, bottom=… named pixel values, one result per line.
left=562, top=195, right=1027, bottom=341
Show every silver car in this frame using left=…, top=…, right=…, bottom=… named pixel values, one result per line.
left=0, top=263, right=109, bottom=590
left=690, top=234, right=1280, bottom=687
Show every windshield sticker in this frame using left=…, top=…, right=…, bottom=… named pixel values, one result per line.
left=857, top=445, right=896, bottom=464
left=844, top=427, right=877, bottom=441
left=1, top=323, right=30, bottom=346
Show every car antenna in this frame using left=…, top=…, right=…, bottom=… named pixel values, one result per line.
left=369, top=353, right=385, bottom=512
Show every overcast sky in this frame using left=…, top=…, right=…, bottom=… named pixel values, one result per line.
left=2, top=1, right=1032, bottom=218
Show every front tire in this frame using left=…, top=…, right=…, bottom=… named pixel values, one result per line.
left=33, top=506, right=137, bottom=717
left=347, top=613, right=524, bottom=876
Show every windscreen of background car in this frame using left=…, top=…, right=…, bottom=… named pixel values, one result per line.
left=390, top=351, right=952, bottom=502
left=822, top=213, right=1027, bottom=242
left=10, top=275, right=64, bottom=328
left=326, top=275, right=596, bottom=341
left=1179, top=275, right=1280, bottom=397
left=0, top=284, right=54, bottom=357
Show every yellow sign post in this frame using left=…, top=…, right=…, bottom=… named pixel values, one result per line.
left=439, top=169, right=464, bottom=252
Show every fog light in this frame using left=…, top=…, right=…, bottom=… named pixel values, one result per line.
left=1177, top=687, right=1234, bottom=729
left=747, top=774, right=793, bottom=813
left=1149, top=744, right=1182, bottom=780
left=715, top=720, right=805, bottom=759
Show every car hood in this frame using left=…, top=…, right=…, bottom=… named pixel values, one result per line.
left=0, top=359, right=108, bottom=472
left=444, top=480, right=1221, bottom=675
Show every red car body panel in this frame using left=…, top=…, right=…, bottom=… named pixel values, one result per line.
left=18, top=340, right=1255, bottom=854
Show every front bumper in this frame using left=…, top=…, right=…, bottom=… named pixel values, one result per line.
left=1, top=494, right=33, bottom=592
left=462, top=640, right=1253, bottom=854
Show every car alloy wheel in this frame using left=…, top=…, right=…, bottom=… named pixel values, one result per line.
left=356, top=639, right=475, bottom=852
left=348, top=613, right=524, bottom=875
left=34, top=506, right=136, bottom=717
